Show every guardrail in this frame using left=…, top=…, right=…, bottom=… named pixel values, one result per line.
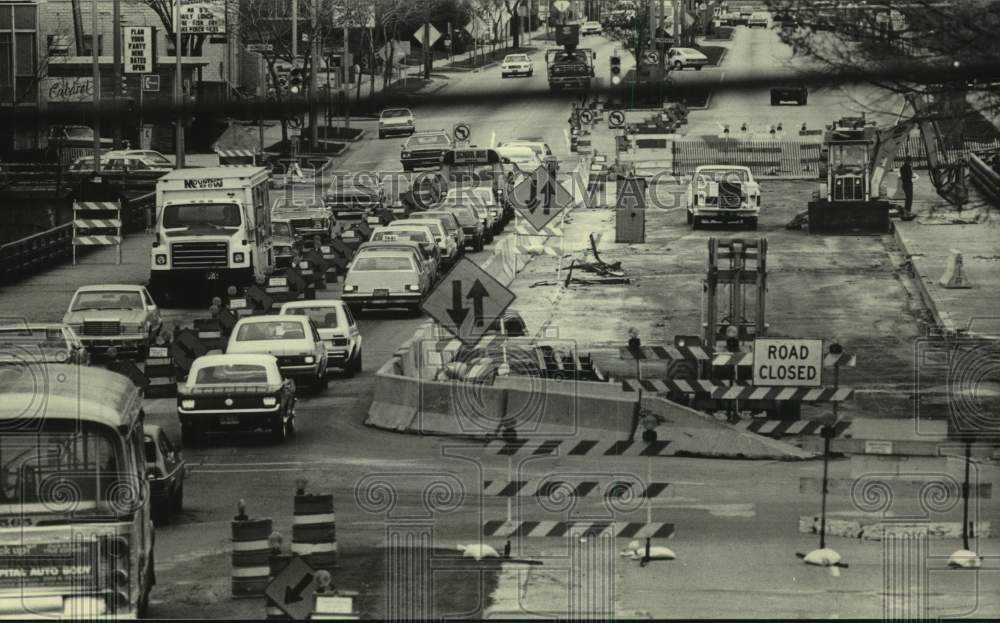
left=0, top=190, right=155, bottom=285
left=968, top=152, right=1000, bottom=207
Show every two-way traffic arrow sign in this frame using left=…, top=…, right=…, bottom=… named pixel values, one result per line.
left=264, top=555, right=318, bottom=621
left=509, top=165, right=574, bottom=232
left=422, top=257, right=516, bottom=346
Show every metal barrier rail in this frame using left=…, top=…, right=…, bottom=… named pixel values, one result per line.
left=0, top=191, right=155, bottom=285
left=969, top=152, right=1000, bottom=206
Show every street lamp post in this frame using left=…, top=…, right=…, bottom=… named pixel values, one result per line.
left=91, top=0, right=102, bottom=177
left=174, top=0, right=185, bottom=169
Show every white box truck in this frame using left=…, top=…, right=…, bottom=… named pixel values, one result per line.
left=150, top=166, right=274, bottom=302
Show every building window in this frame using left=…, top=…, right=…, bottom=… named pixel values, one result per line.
left=82, top=34, right=103, bottom=56
left=0, top=3, right=38, bottom=106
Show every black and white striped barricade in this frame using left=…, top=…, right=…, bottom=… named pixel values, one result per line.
left=231, top=513, right=273, bottom=599
left=193, top=318, right=224, bottom=352
left=216, top=148, right=260, bottom=166
left=311, top=591, right=360, bottom=620
left=142, top=344, right=177, bottom=398
left=72, top=201, right=122, bottom=265
left=291, top=491, right=338, bottom=573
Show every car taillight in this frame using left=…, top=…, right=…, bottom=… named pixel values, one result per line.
left=406, top=284, right=421, bottom=292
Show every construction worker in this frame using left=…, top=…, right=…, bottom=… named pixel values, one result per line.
left=899, top=155, right=914, bottom=217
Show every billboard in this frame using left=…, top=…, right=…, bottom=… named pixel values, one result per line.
left=176, top=0, right=226, bottom=34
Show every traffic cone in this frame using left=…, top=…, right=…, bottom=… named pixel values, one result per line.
left=230, top=501, right=272, bottom=599
left=939, top=250, right=973, bottom=289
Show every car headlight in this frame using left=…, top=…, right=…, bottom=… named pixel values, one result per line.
left=181, top=399, right=195, bottom=409
left=401, top=151, right=411, bottom=158
left=406, top=284, right=421, bottom=292
left=124, top=323, right=144, bottom=335
left=233, top=252, right=245, bottom=263
left=304, top=355, right=315, bottom=364
left=262, top=396, right=278, bottom=407
left=155, top=254, right=167, bottom=265
left=343, top=284, right=358, bottom=292
left=314, top=220, right=324, bottom=228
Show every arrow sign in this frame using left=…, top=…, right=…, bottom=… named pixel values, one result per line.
left=421, top=257, right=516, bottom=346
left=509, top=165, right=573, bottom=232
left=609, top=109, right=625, bottom=128
left=453, top=123, right=471, bottom=141
left=264, top=555, right=318, bottom=621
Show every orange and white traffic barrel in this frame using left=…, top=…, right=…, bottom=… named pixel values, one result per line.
left=291, top=488, right=338, bottom=572
left=230, top=502, right=272, bottom=599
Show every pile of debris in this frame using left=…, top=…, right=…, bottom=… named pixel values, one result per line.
left=564, top=233, right=630, bottom=286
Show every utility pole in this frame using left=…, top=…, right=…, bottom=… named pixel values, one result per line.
left=91, top=0, right=102, bottom=176
left=342, top=25, right=350, bottom=130
left=174, top=0, right=185, bottom=168
left=309, top=0, right=319, bottom=147
left=292, top=0, right=298, bottom=59
left=112, top=0, right=122, bottom=145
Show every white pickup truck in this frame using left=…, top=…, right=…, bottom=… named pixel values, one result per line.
left=686, top=165, right=762, bottom=230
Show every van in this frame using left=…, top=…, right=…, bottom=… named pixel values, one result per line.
left=0, top=365, right=154, bottom=618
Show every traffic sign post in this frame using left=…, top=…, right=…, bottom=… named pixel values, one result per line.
left=420, top=257, right=516, bottom=346
left=264, top=554, right=319, bottom=620
left=453, top=123, right=471, bottom=143
left=645, top=51, right=659, bottom=64
left=609, top=109, right=626, bottom=129
left=752, top=338, right=823, bottom=388
left=509, top=165, right=573, bottom=232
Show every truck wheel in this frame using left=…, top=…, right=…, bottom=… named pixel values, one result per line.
left=800, top=93, right=808, bottom=105
left=152, top=501, right=170, bottom=527
left=692, top=216, right=702, bottom=230
left=172, top=482, right=184, bottom=513
left=673, top=61, right=683, bottom=70
left=686, top=210, right=693, bottom=224
left=745, top=217, right=758, bottom=230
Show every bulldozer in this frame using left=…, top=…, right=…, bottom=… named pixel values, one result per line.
left=806, top=93, right=968, bottom=234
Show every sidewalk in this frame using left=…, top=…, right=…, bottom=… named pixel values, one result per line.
left=893, top=176, right=1000, bottom=339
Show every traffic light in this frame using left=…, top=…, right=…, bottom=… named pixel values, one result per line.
left=120, top=75, right=128, bottom=97
left=289, top=68, right=303, bottom=94
left=610, top=54, right=622, bottom=85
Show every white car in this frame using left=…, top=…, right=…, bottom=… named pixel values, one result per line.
left=747, top=12, right=770, bottom=27
left=580, top=21, right=604, bottom=35
left=378, top=108, right=415, bottom=139
left=279, top=300, right=363, bottom=376
left=62, top=284, right=162, bottom=357
left=501, top=53, right=534, bottom=78
left=225, top=315, right=329, bottom=388
left=341, top=248, right=432, bottom=315
left=496, top=145, right=543, bottom=172
left=686, top=165, right=761, bottom=230
left=401, top=219, right=459, bottom=268
left=499, top=139, right=554, bottom=160
left=442, top=187, right=503, bottom=236
left=69, top=149, right=175, bottom=173
left=667, top=47, right=709, bottom=70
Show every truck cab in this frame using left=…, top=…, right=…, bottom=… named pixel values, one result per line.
left=545, top=25, right=596, bottom=92
left=686, top=165, right=761, bottom=229
left=150, top=167, right=274, bottom=304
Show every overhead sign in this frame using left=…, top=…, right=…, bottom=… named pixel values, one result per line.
left=247, top=43, right=273, bottom=53
left=124, top=27, right=154, bottom=74
left=142, top=74, right=161, bottom=92
left=509, top=165, right=573, bottom=231
left=264, top=555, right=318, bottom=621
left=177, top=0, right=225, bottom=34
left=453, top=123, right=471, bottom=142
left=41, top=77, right=94, bottom=103
left=752, top=338, right=823, bottom=387
left=413, top=23, right=443, bottom=48
left=421, top=257, right=516, bottom=346
left=609, top=109, right=626, bottom=128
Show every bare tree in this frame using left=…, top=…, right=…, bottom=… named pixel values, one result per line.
left=769, top=0, right=1000, bottom=128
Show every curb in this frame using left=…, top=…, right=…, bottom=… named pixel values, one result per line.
left=893, top=223, right=953, bottom=335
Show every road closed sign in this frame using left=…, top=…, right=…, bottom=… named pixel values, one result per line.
left=752, top=338, right=823, bottom=387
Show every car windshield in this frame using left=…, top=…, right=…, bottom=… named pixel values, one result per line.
left=422, top=214, right=458, bottom=232
left=553, top=50, right=588, bottom=63
left=65, top=127, right=93, bottom=140
left=445, top=207, right=480, bottom=225
left=408, top=134, right=449, bottom=146
left=374, top=230, right=429, bottom=243
left=352, top=254, right=416, bottom=271
left=71, top=291, right=142, bottom=311
left=236, top=321, right=307, bottom=341
left=695, top=170, right=750, bottom=184
left=0, top=420, right=133, bottom=517
left=195, top=364, right=270, bottom=384
left=141, top=152, right=171, bottom=164
left=274, top=198, right=324, bottom=211
left=163, top=203, right=241, bottom=229
left=505, top=55, right=528, bottom=62
left=283, top=307, right=341, bottom=329
left=382, top=109, right=411, bottom=118
left=406, top=222, right=444, bottom=238
left=272, top=222, right=293, bottom=237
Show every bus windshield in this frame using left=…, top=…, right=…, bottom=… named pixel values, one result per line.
left=0, top=420, right=137, bottom=521
left=162, top=203, right=242, bottom=229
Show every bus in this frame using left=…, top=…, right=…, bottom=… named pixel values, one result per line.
left=440, top=147, right=509, bottom=203
left=0, top=365, right=154, bottom=618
